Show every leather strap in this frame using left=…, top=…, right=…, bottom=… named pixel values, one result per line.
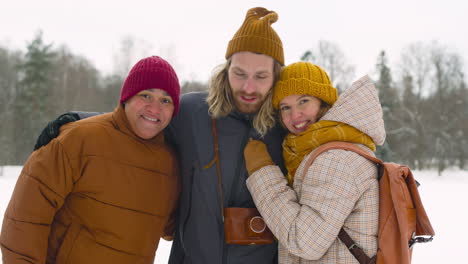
left=211, top=119, right=225, bottom=221
left=338, top=229, right=376, bottom=264
left=305, top=141, right=383, bottom=169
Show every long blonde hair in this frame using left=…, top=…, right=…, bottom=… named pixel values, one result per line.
left=206, top=58, right=282, bottom=136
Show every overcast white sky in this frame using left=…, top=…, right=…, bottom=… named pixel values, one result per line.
left=1, top=0, right=467, bottom=83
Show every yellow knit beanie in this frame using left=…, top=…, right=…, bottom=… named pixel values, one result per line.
left=226, top=7, right=284, bottom=65
left=272, top=62, right=338, bottom=109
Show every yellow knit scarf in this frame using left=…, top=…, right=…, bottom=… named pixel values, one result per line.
left=282, top=120, right=376, bottom=186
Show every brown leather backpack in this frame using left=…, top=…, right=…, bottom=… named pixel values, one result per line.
left=304, top=141, right=435, bottom=264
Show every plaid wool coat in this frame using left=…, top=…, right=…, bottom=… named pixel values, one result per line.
left=247, top=75, right=386, bottom=263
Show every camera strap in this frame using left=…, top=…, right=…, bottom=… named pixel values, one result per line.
left=211, top=118, right=225, bottom=222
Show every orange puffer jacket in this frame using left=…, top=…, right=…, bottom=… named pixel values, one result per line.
left=0, top=105, right=180, bottom=264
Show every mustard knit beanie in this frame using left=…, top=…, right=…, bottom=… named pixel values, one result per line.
left=226, top=7, right=284, bottom=65
left=272, top=62, right=338, bottom=109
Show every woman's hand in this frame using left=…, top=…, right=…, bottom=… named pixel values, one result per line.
left=244, top=139, right=275, bottom=176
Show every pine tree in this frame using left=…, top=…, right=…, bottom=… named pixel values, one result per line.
left=374, top=51, right=398, bottom=161
left=398, top=74, right=423, bottom=168
left=13, top=31, right=56, bottom=163
left=0, top=47, right=23, bottom=165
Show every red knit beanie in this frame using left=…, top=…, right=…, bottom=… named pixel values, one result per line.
left=120, top=56, right=180, bottom=116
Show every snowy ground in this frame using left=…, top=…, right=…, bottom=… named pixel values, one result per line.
left=1, top=166, right=467, bottom=263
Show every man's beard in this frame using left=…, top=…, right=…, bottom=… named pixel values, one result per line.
left=232, top=91, right=266, bottom=114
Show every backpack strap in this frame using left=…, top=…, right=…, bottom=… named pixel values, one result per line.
left=303, top=141, right=380, bottom=264
left=304, top=141, right=383, bottom=169
left=338, top=229, right=377, bottom=264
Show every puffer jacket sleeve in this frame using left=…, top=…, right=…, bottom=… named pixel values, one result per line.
left=0, top=139, right=74, bottom=263
left=162, top=209, right=177, bottom=241
left=162, top=158, right=181, bottom=241
left=246, top=149, right=376, bottom=260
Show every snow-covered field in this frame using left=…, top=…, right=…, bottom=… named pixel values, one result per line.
left=1, top=166, right=467, bottom=263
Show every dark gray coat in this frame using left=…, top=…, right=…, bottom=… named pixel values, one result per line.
left=167, top=92, right=286, bottom=264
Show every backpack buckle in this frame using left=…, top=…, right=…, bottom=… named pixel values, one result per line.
left=409, top=233, right=434, bottom=248
left=348, top=243, right=361, bottom=250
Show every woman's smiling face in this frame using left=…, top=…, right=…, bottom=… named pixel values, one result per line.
left=279, top=94, right=322, bottom=135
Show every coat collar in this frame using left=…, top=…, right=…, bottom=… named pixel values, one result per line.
left=112, top=103, right=165, bottom=145
left=229, top=110, right=255, bottom=123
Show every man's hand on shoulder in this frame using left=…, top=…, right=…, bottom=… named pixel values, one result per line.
left=33, top=112, right=81, bottom=151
